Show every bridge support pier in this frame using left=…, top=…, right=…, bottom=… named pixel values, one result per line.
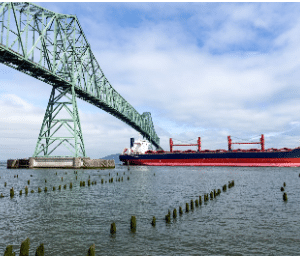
left=33, top=85, right=86, bottom=158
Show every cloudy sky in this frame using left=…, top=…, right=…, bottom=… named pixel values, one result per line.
left=2, top=2, right=300, bottom=159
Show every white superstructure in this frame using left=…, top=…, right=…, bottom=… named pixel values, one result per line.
left=123, top=139, right=150, bottom=155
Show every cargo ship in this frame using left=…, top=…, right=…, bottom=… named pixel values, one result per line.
left=119, top=135, right=300, bottom=167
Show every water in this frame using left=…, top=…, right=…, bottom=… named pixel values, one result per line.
left=0, top=162, right=299, bottom=255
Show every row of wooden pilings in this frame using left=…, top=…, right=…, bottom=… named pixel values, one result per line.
left=3, top=238, right=96, bottom=256
left=164, top=180, right=234, bottom=223
left=1, top=170, right=129, bottom=198
left=108, top=180, right=235, bottom=235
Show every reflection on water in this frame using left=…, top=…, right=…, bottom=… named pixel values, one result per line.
left=0, top=163, right=299, bottom=255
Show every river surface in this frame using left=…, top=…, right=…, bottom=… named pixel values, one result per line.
left=0, top=162, right=299, bottom=255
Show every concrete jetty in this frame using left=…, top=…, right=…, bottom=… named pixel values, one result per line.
left=7, top=157, right=115, bottom=169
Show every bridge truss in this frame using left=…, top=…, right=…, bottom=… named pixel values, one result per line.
left=0, top=2, right=161, bottom=157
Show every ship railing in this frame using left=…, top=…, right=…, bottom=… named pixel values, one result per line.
left=183, top=149, right=196, bottom=153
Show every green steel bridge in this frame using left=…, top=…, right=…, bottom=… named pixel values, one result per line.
left=0, top=2, right=161, bottom=157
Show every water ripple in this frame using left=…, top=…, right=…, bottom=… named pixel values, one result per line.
left=0, top=164, right=299, bottom=255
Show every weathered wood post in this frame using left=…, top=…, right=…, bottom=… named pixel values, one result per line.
left=110, top=223, right=116, bottom=234
left=35, top=243, right=44, bottom=256
left=87, top=244, right=95, bottom=256
left=4, top=245, right=15, bottom=256
left=19, top=238, right=30, bottom=256
left=151, top=216, right=156, bottom=226
left=131, top=216, right=136, bottom=232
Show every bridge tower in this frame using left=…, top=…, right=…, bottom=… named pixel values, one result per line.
left=33, top=85, right=86, bottom=157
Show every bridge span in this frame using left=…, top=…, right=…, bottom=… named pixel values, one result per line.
left=0, top=2, right=161, bottom=157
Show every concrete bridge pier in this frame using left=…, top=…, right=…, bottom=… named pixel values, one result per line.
left=7, top=157, right=115, bottom=169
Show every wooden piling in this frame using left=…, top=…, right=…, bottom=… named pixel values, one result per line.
left=283, top=192, right=288, bottom=201
left=35, top=243, right=44, bottom=256
left=151, top=216, right=156, bottom=226
left=179, top=206, right=183, bottom=215
left=4, top=245, right=15, bottom=256
left=165, top=214, right=171, bottom=223
left=110, top=222, right=116, bottom=234
left=87, top=244, right=95, bottom=256
left=223, top=184, right=227, bottom=191
left=10, top=187, right=14, bottom=198
left=131, top=216, right=136, bottom=232
left=19, top=238, right=30, bottom=256
left=38, top=187, right=41, bottom=193
left=173, top=208, right=177, bottom=218
left=195, top=199, right=199, bottom=207
left=186, top=203, right=189, bottom=212
left=25, top=186, right=28, bottom=195
left=190, top=200, right=194, bottom=210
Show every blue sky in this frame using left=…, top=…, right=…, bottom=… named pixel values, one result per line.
left=2, top=2, right=300, bottom=159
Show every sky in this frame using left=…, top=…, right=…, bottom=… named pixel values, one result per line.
left=2, top=2, right=300, bottom=159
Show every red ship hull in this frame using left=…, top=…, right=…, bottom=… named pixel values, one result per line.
left=123, top=157, right=300, bottom=167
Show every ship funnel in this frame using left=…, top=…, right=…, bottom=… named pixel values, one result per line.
left=130, top=138, right=135, bottom=148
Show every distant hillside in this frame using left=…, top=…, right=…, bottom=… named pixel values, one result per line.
left=102, top=153, right=122, bottom=164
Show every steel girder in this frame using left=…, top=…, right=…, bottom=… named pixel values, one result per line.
left=0, top=2, right=161, bottom=156
left=33, top=86, right=86, bottom=157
